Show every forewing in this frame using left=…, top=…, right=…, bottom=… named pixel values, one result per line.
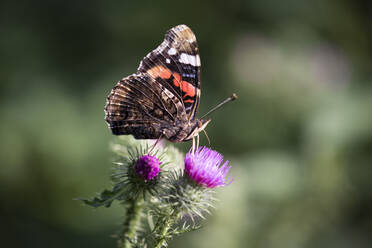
left=104, top=73, right=185, bottom=138
left=137, top=24, right=201, bottom=121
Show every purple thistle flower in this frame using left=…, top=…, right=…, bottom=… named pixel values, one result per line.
left=135, top=155, right=162, bottom=181
left=184, top=147, right=233, bottom=188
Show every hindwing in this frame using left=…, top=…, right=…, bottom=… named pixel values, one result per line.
left=104, top=73, right=185, bottom=139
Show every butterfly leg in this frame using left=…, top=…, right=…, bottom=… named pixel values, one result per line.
left=192, top=136, right=196, bottom=154
left=203, top=129, right=211, bottom=146
left=196, top=134, right=200, bottom=150
left=148, top=134, right=163, bottom=154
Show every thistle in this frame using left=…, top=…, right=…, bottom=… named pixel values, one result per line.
left=80, top=137, right=233, bottom=248
left=150, top=146, right=233, bottom=248
left=80, top=138, right=168, bottom=247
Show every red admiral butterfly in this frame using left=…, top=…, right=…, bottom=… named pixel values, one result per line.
left=105, top=25, right=236, bottom=143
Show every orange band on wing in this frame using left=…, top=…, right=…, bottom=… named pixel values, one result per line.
left=147, top=66, right=172, bottom=79
left=147, top=69, right=196, bottom=99
left=180, top=80, right=196, bottom=97
left=172, top=72, right=196, bottom=98
left=173, top=73, right=181, bottom=85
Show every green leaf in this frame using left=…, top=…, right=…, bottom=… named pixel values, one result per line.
left=79, top=186, right=126, bottom=208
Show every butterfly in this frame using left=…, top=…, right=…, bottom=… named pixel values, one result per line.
left=104, top=24, right=236, bottom=143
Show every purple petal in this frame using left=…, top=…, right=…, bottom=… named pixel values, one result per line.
left=135, top=155, right=161, bottom=181
left=184, top=147, right=233, bottom=188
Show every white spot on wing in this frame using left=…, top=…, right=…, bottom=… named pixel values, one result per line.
left=168, top=48, right=177, bottom=55
left=166, top=58, right=171, bottom=63
left=179, top=53, right=199, bottom=67
left=196, top=54, right=201, bottom=66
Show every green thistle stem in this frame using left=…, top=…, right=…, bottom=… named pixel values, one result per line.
left=120, top=196, right=144, bottom=248
left=154, top=219, right=172, bottom=248
left=153, top=211, right=180, bottom=248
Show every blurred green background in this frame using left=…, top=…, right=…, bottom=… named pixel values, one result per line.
left=1, top=0, right=372, bottom=247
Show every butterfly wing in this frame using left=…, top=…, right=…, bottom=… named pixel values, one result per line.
left=104, top=73, right=186, bottom=139
left=137, top=24, right=201, bottom=121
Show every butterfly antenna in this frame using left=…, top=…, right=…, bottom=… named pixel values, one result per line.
left=200, top=93, right=238, bottom=119
left=203, top=129, right=211, bottom=146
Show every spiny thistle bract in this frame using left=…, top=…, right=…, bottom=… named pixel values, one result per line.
left=155, top=169, right=217, bottom=220
left=80, top=136, right=233, bottom=248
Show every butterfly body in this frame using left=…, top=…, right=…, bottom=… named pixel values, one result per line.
left=105, top=25, right=210, bottom=143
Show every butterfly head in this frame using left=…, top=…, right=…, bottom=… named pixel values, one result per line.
left=185, top=119, right=211, bottom=141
